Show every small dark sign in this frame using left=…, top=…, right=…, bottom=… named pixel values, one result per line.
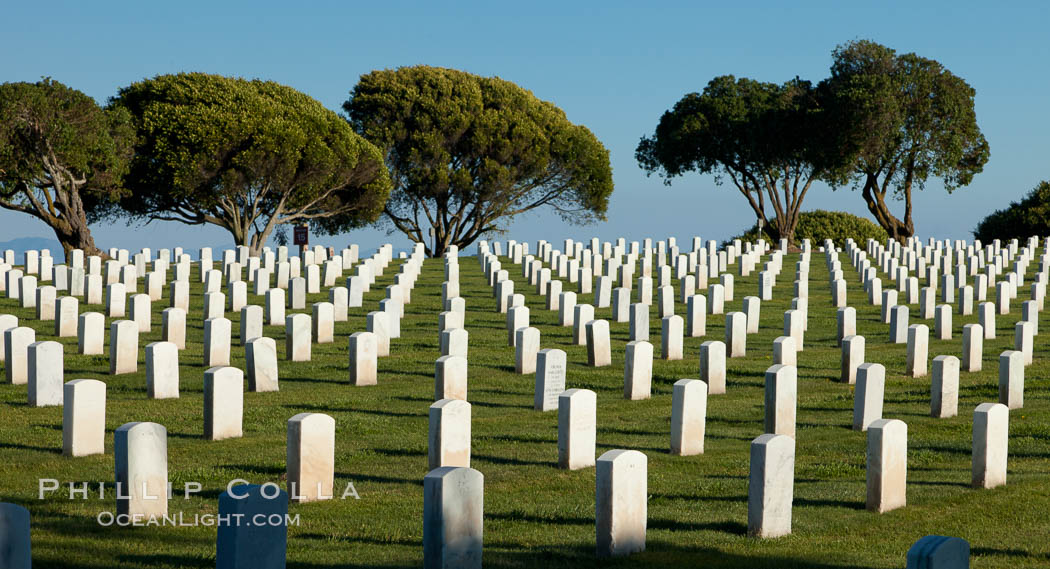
left=293, top=225, right=309, bottom=246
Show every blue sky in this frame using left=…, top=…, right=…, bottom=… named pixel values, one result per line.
left=3, top=0, right=1048, bottom=255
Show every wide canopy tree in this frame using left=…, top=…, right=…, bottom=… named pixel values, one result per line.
left=344, top=66, right=613, bottom=257
left=822, top=40, right=990, bottom=242
left=0, top=79, right=133, bottom=256
left=973, top=180, right=1050, bottom=242
left=636, top=75, right=836, bottom=246
left=110, top=72, right=392, bottom=255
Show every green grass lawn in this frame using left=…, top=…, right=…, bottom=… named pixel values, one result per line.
left=2, top=250, right=1050, bottom=568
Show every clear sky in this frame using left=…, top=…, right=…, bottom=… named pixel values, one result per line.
left=3, top=0, right=1048, bottom=256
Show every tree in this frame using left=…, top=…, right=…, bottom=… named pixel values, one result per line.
left=728, top=209, right=888, bottom=249
left=822, top=40, right=990, bottom=242
left=0, top=79, right=132, bottom=256
left=344, top=66, right=613, bottom=257
left=109, top=73, right=392, bottom=255
left=973, top=181, right=1050, bottom=242
left=636, top=75, right=835, bottom=246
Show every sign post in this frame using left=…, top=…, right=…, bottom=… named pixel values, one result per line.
left=293, top=225, right=309, bottom=258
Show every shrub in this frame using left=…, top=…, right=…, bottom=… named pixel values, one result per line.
left=973, top=181, right=1050, bottom=243
left=727, top=210, right=889, bottom=248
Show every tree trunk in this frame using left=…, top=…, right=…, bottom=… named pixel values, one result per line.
left=883, top=217, right=914, bottom=243
left=449, top=230, right=490, bottom=259
left=248, top=228, right=273, bottom=258
left=430, top=239, right=447, bottom=259
left=772, top=209, right=801, bottom=249
left=761, top=223, right=781, bottom=243
left=861, top=178, right=914, bottom=244
left=53, top=215, right=104, bottom=259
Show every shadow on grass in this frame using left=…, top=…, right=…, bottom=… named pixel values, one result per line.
left=289, top=561, right=415, bottom=569
left=480, top=433, right=556, bottom=445
left=470, top=400, right=532, bottom=410
left=336, top=471, right=422, bottom=486
left=793, top=497, right=864, bottom=510
left=372, top=447, right=423, bottom=458
left=0, top=440, right=60, bottom=453
left=392, top=394, right=435, bottom=403
left=907, top=479, right=971, bottom=488
left=482, top=537, right=882, bottom=568
left=473, top=453, right=550, bottom=467
left=486, top=510, right=590, bottom=526
left=971, top=546, right=1050, bottom=559
left=223, top=463, right=284, bottom=476
left=282, top=403, right=421, bottom=418
left=297, top=532, right=417, bottom=547
left=115, top=553, right=211, bottom=568
left=649, top=517, right=749, bottom=535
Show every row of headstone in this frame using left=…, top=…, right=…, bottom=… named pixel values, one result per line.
left=0, top=491, right=974, bottom=568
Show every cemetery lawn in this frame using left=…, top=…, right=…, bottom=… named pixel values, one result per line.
left=3, top=253, right=1050, bottom=568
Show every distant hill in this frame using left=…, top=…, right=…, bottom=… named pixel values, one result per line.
left=0, top=237, right=63, bottom=262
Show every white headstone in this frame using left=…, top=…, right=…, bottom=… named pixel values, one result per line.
left=764, top=364, right=797, bottom=438
left=747, top=434, right=794, bottom=538
left=63, top=379, right=106, bottom=456
left=77, top=312, right=103, bottom=355
left=204, top=366, right=244, bottom=441
left=585, top=319, right=611, bottom=366
left=972, top=403, right=1008, bottom=489
left=287, top=413, right=335, bottom=502
left=27, top=340, right=63, bottom=406
left=115, top=422, right=167, bottom=517
left=661, top=315, right=684, bottom=360
left=349, top=332, right=378, bottom=386
left=998, top=350, right=1024, bottom=409
left=670, top=379, right=707, bottom=456
left=558, top=388, right=596, bottom=470
left=439, top=328, right=468, bottom=359
left=265, top=288, right=286, bottom=326
left=436, top=355, right=468, bottom=401
left=699, top=340, right=726, bottom=395
left=726, top=311, right=747, bottom=357
left=595, top=449, right=647, bottom=558
left=534, top=349, right=566, bottom=411
left=204, top=317, right=232, bottom=367
left=773, top=336, right=796, bottom=366
left=906, top=324, right=929, bottom=377
left=109, top=320, right=138, bottom=375
left=428, top=399, right=472, bottom=469
left=161, top=307, right=186, bottom=350
left=422, top=466, right=483, bottom=569
left=285, top=314, right=311, bottom=362
left=962, top=323, right=983, bottom=372
left=514, top=327, right=540, bottom=374
left=311, top=302, right=334, bottom=344
left=628, top=303, right=649, bottom=341
left=853, top=363, right=886, bottom=431
left=245, top=336, right=279, bottom=392
left=930, top=355, right=960, bottom=418
left=145, top=341, right=180, bottom=399
left=866, top=418, right=908, bottom=513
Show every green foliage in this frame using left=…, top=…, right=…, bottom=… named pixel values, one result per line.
left=637, top=75, right=832, bottom=182
left=636, top=75, right=835, bottom=244
left=974, top=181, right=1050, bottom=242
left=821, top=40, right=990, bottom=239
left=728, top=210, right=888, bottom=248
left=345, top=66, right=613, bottom=256
left=110, top=72, right=392, bottom=252
left=0, top=78, right=133, bottom=253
